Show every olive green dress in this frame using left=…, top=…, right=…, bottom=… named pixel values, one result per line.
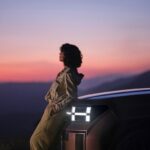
left=30, top=66, right=83, bottom=150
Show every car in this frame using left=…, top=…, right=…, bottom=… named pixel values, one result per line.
left=61, top=88, right=150, bottom=150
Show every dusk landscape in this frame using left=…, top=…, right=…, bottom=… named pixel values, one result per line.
left=0, top=0, right=150, bottom=149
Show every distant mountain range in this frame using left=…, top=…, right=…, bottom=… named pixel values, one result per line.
left=78, top=73, right=129, bottom=91
left=82, top=70, right=150, bottom=95
left=0, top=70, right=150, bottom=138
left=0, top=70, right=150, bottom=114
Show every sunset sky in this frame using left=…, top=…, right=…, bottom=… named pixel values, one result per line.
left=0, top=0, right=150, bottom=82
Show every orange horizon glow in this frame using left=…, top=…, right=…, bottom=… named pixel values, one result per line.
left=0, top=60, right=149, bottom=82
left=1, top=1, right=150, bottom=82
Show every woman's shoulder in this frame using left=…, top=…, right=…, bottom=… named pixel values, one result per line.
left=57, top=66, right=84, bottom=85
left=57, top=67, right=76, bottom=82
left=56, top=67, right=72, bottom=80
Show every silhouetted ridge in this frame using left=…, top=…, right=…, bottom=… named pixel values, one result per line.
left=83, top=70, right=150, bottom=95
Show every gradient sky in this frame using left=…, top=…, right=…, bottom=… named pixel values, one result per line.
left=0, top=0, right=150, bottom=82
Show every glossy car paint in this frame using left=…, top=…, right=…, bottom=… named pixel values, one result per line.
left=61, top=88, right=150, bottom=150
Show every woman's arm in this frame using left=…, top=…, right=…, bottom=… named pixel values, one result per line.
left=53, top=72, right=77, bottom=113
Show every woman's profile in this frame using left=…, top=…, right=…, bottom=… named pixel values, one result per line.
left=30, top=43, right=84, bottom=150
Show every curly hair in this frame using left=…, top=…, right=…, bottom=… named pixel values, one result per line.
left=60, top=43, right=82, bottom=68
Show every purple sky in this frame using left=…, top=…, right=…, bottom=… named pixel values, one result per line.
left=0, top=0, right=150, bottom=81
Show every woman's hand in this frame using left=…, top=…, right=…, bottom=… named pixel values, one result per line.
left=50, top=103, right=59, bottom=116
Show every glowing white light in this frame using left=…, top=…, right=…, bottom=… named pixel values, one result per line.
left=66, top=112, right=71, bottom=115
left=72, top=115, right=75, bottom=121
left=86, top=107, right=91, bottom=114
left=66, top=106, right=91, bottom=122
left=75, top=112, right=86, bottom=116
left=86, top=115, right=90, bottom=122
left=72, top=107, right=76, bottom=113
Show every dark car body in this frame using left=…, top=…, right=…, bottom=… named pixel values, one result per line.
left=62, top=88, right=150, bottom=150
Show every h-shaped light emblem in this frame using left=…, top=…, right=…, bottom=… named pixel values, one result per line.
left=66, top=106, right=91, bottom=122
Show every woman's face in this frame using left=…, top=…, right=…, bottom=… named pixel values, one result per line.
left=59, top=51, right=65, bottom=62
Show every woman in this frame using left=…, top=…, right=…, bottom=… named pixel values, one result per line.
left=30, top=43, right=84, bottom=150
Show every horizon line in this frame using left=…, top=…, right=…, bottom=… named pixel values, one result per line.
left=0, top=69, right=149, bottom=84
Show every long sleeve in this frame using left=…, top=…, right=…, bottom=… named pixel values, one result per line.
left=53, top=72, right=77, bottom=112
